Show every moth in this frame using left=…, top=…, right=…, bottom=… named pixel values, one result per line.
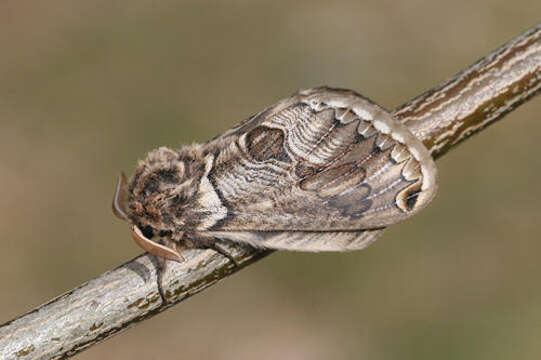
left=113, top=87, right=437, bottom=264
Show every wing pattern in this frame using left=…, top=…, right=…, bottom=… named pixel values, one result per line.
left=193, top=87, right=437, bottom=251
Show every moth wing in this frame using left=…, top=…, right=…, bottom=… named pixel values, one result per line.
left=196, top=87, right=437, bottom=240
left=209, top=230, right=381, bottom=252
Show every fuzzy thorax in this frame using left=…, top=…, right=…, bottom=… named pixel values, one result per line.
left=127, top=145, right=205, bottom=240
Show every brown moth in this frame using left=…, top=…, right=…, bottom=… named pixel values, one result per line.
left=113, top=87, right=437, bottom=264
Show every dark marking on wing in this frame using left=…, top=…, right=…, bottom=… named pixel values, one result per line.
left=406, top=190, right=420, bottom=211
left=396, top=181, right=422, bottom=213
left=246, top=126, right=291, bottom=163
left=329, top=184, right=372, bottom=219
left=300, top=163, right=366, bottom=197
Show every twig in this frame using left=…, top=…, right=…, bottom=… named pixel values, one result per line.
left=1, top=23, right=540, bottom=360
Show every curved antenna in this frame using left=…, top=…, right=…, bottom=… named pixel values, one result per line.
left=132, top=225, right=185, bottom=262
left=112, top=172, right=130, bottom=222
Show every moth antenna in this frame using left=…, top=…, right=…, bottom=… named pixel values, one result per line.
left=112, top=172, right=130, bottom=222
left=132, top=225, right=185, bottom=263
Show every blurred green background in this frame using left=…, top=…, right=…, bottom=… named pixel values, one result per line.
left=1, top=1, right=541, bottom=359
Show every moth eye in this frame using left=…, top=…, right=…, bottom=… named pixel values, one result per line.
left=140, top=225, right=155, bottom=239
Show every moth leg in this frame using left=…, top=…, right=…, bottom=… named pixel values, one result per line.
left=189, top=237, right=239, bottom=267
left=150, top=254, right=167, bottom=304
left=152, top=238, right=187, bottom=304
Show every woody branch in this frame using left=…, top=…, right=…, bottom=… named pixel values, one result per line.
left=0, top=23, right=539, bottom=360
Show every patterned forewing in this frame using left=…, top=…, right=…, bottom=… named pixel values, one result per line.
left=200, top=87, right=436, bottom=234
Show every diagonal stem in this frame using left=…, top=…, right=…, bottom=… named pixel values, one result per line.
left=0, top=22, right=540, bottom=360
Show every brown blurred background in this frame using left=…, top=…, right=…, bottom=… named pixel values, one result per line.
left=1, top=1, right=540, bottom=359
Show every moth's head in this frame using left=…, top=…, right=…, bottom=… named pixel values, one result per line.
left=112, top=146, right=204, bottom=260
